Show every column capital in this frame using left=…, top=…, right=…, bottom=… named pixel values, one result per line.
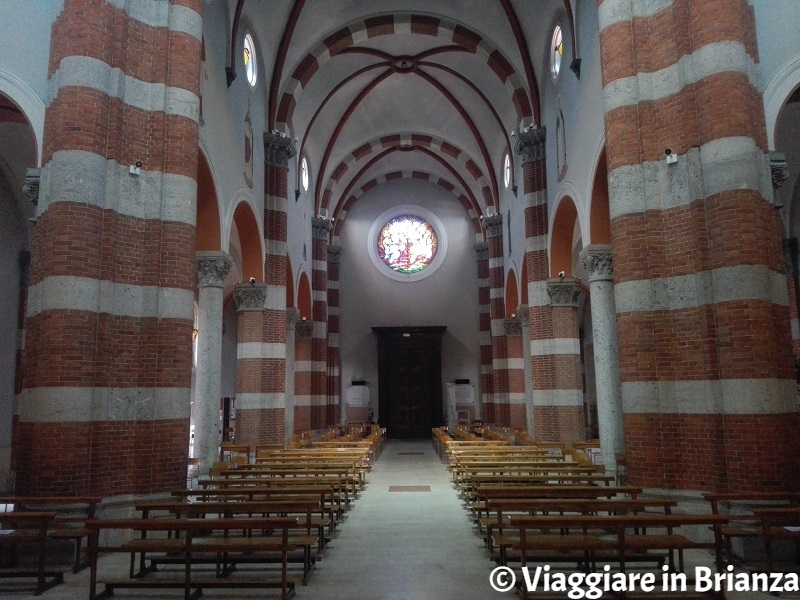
left=514, top=125, right=546, bottom=164
left=504, top=316, right=522, bottom=336
left=771, top=151, right=789, bottom=191
left=295, top=318, right=314, bottom=338
left=196, top=251, right=233, bottom=288
left=234, top=281, right=267, bottom=311
left=327, top=245, right=342, bottom=264
left=22, top=167, right=41, bottom=205
left=312, top=216, right=333, bottom=240
left=286, top=307, right=300, bottom=329
left=474, top=242, right=489, bottom=262
left=484, top=213, right=503, bottom=238
left=547, top=277, right=581, bottom=307
left=580, top=245, right=614, bottom=282
left=517, top=304, right=529, bottom=328
left=264, top=132, right=296, bottom=168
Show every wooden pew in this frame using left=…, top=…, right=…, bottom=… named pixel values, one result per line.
left=504, top=514, right=729, bottom=599
left=471, top=485, right=644, bottom=519
left=87, top=517, right=298, bottom=600
left=704, top=491, right=800, bottom=565
left=0, top=511, right=64, bottom=595
left=481, top=498, right=678, bottom=558
left=752, top=506, right=800, bottom=572
left=0, top=495, right=101, bottom=573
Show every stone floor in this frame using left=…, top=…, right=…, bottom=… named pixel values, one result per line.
left=0, top=440, right=792, bottom=599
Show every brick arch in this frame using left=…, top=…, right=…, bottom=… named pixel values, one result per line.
left=275, top=13, right=533, bottom=132
left=321, top=132, right=495, bottom=215
left=297, top=271, right=311, bottom=320
left=231, top=200, right=263, bottom=282
left=505, top=268, right=519, bottom=317
left=589, top=148, right=611, bottom=245
left=550, top=195, right=579, bottom=277
left=331, top=170, right=483, bottom=244
left=196, top=150, right=221, bottom=251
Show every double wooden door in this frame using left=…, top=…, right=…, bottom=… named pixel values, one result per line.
left=374, top=327, right=445, bottom=439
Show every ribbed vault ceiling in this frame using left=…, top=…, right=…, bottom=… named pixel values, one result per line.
left=234, top=0, right=566, bottom=220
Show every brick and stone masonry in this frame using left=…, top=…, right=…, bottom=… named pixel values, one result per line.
left=474, top=242, right=493, bottom=423
left=327, top=245, right=343, bottom=425
left=235, top=132, right=295, bottom=446
left=311, top=217, right=333, bottom=427
left=16, top=0, right=203, bottom=496
left=486, top=214, right=509, bottom=426
left=598, top=0, right=798, bottom=491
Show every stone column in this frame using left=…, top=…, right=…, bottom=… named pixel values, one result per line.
left=326, top=245, right=343, bottom=424
left=293, top=314, right=314, bottom=432
left=17, top=0, right=203, bottom=495
left=194, top=252, right=232, bottom=474
left=284, top=307, right=298, bottom=440
left=311, top=217, right=333, bottom=427
left=233, top=282, right=267, bottom=446
left=474, top=242, right=492, bottom=421
left=580, top=245, right=624, bottom=475
left=518, top=304, right=534, bottom=435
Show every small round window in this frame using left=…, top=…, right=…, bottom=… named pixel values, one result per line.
left=503, top=152, right=511, bottom=188
left=300, top=156, right=309, bottom=191
left=550, top=26, right=563, bottom=79
left=244, top=33, right=257, bottom=87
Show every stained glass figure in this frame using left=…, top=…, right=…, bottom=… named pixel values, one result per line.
left=377, top=215, right=438, bottom=274
left=551, top=26, right=562, bottom=79
left=244, top=33, right=257, bottom=86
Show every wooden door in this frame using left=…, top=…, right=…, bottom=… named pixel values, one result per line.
left=374, top=327, right=445, bottom=439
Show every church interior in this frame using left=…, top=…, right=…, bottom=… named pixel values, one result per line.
left=1, top=0, right=800, bottom=597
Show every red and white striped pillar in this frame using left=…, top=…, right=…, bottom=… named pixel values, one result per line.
left=311, top=217, right=332, bottom=428
left=485, top=214, right=509, bottom=427
left=474, top=242, right=493, bottom=423
left=327, top=245, right=342, bottom=425
left=504, top=315, right=527, bottom=429
left=599, top=0, right=797, bottom=491
left=239, top=131, right=295, bottom=445
left=17, top=0, right=203, bottom=496
left=291, top=313, right=313, bottom=432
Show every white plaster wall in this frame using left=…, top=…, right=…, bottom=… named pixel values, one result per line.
left=338, top=178, right=481, bottom=421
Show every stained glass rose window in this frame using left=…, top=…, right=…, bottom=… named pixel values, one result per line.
left=377, top=215, right=438, bottom=274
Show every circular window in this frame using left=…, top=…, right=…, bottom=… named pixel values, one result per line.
left=300, top=156, right=309, bottom=191
left=550, top=26, right=563, bottom=79
left=244, top=33, right=257, bottom=87
left=503, top=152, right=511, bottom=188
left=368, top=205, right=448, bottom=282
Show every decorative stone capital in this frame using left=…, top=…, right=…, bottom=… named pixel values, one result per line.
left=327, top=245, right=342, bottom=264
left=22, top=167, right=40, bottom=205
left=234, top=281, right=267, bottom=311
left=312, top=216, right=333, bottom=240
left=473, top=242, right=489, bottom=262
left=286, top=307, right=300, bottom=329
left=515, top=126, right=546, bottom=164
left=771, top=151, right=789, bottom=191
left=504, top=316, right=522, bottom=336
left=580, top=245, right=614, bottom=283
left=264, top=132, right=296, bottom=168
left=196, top=251, right=233, bottom=288
left=547, top=277, right=581, bottom=307
left=517, top=304, right=529, bottom=328
left=295, top=318, right=314, bottom=338
left=784, top=238, right=798, bottom=277
left=484, top=213, right=503, bottom=238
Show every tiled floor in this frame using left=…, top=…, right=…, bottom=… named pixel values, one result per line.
left=0, top=440, right=791, bottom=599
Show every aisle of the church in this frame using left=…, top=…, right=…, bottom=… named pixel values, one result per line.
left=302, top=439, right=509, bottom=600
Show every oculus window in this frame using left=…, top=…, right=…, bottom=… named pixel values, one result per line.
left=368, top=205, right=447, bottom=282
left=244, top=33, right=257, bottom=87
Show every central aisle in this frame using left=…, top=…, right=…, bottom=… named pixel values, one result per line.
left=303, top=439, right=509, bottom=600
